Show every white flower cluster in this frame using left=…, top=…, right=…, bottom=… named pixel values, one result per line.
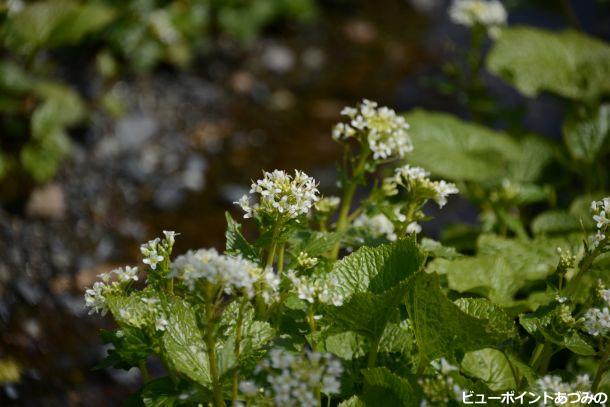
left=419, top=358, right=462, bottom=406
left=286, top=271, right=344, bottom=306
left=84, top=266, right=139, bottom=315
left=297, top=252, right=319, bottom=269
left=535, top=375, right=590, bottom=406
left=253, top=348, right=343, bottom=406
left=119, top=296, right=169, bottom=332
left=236, top=170, right=319, bottom=221
left=171, top=249, right=279, bottom=302
left=590, top=197, right=609, bottom=248
left=332, top=99, right=413, bottom=160
left=583, top=307, right=610, bottom=337
left=354, top=213, right=397, bottom=241
left=385, top=164, right=459, bottom=208
left=449, top=0, right=507, bottom=37
left=140, top=230, right=177, bottom=270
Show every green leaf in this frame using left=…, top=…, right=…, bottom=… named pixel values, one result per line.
left=217, top=302, right=275, bottom=377
left=162, top=298, right=211, bottom=387
left=487, top=27, right=610, bottom=101
left=323, top=238, right=425, bottom=339
left=141, top=377, right=209, bottom=407
left=405, top=272, right=507, bottom=365
left=361, top=367, right=422, bottom=407
left=225, top=212, right=258, bottom=261
left=403, top=110, right=551, bottom=183
left=564, top=104, right=610, bottom=163
left=454, top=298, right=518, bottom=339
left=461, top=349, right=517, bottom=391
left=420, top=238, right=462, bottom=260
left=329, top=237, right=425, bottom=297
left=531, top=211, right=581, bottom=236
left=5, top=0, right=115, bottom=53
left=325, top=323, right=414, bottom=361
left=431, top=234, right=583, bottom=307
left=570, top=193, right=608, bottom=230
left=338, top=396, right=366, bottom=407
left=520, top=303, right=596, bottom=356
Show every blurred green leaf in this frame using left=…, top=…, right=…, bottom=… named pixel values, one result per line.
left=564, top=104, right=610, bottom=163
left=487, top=27, right=610, bottom=101
left=531, top=211, right=582, bottom=236
left=404, top=110, right=552, bottom=183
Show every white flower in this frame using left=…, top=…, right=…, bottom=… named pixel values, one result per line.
left=333, top=99, right=413, bottom=160
left=163, top=230, right=178, bottom=246
left=354, top=213, right=397, bottom=241
left=84, top=265, right=139, bottom=315
left=172, top=249, right=277, bottom=301
left=239, top=380, right=259, bottom=397
left=449, top=0, right=507, bottom=37
left=588, top=197, right=610, bottom=249
left=584, top=307, right=610, bottom=337
left=141, top=238, right=165, bottom=270
left=287, top=272, right=343, bottom=306
left=155, top=316, right=169, bottom=331
left=85, top=282, right=108, bottom=315
left=434, top=180, right=460, bottom=208
left=114, top=266, right=139, bottom=283
left=406, top=221, right=422, bottom=234
left=235, top=170, right=319, bottom=221
left=297, top=252, right=319, bottom=269
left=601, top=289, right=610, bottom=307
left=389, top=164, right=459, bottom=208
left=535, top=374, right=590, bottom=405
left=258, top=349, right=343, bottom=406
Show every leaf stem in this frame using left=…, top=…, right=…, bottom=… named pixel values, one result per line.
left=204, top=285, right=224, bottom=407
left=265, top=221, right=283, bottom=269
left=232, top=299, right=248, bottom=406
left=277, top=244, right=285, bottom=278
left=307, top=305, right=317, bottom=350
left=331, top=150, right=369, bottom=259
left=367, top=336, right=381, bottom=368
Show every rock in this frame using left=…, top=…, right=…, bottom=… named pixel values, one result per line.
left=25, top=184, right=67, bottom=221
left=301, top=47, right=325, bottom=70
left=268, top=89, right=296, bottom=111
left=261, top=44, right=295, bottom=73
left=230, top=70, right=255, bottom=94
left=343, top=20, right=378, bottom=44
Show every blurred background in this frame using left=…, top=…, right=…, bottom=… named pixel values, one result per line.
left=1, top=0, right=609, bottom=404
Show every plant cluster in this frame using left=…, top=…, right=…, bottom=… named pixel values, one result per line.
left=0, top=0, right=316, bottom=186
left=86, top=5, right=610, bottom=407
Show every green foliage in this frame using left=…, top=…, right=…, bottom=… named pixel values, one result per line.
left=404, top=110, right=552, bottom=183
left=487, top=27, right=610, bottom=101
left=85, top=13, right=610, bottom=407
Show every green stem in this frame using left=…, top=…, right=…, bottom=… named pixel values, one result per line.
left=592, top=341, right=610, bottom=393
left=277, top=244, right=285, bottom=278
left=531, top=342, right=553, bottom=375
left=331, top=151, right=369, bottom=259
left=139, top=360, right=151, bottom=383
left=367, top=336, right=381, bottom=368
left=307, top=305, right=317, bottom=350
left=204, top=286, right=224, bottom=407
left=231, top=299, right=248, bottom=406
left=265, top=221, right=283, bottom=269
